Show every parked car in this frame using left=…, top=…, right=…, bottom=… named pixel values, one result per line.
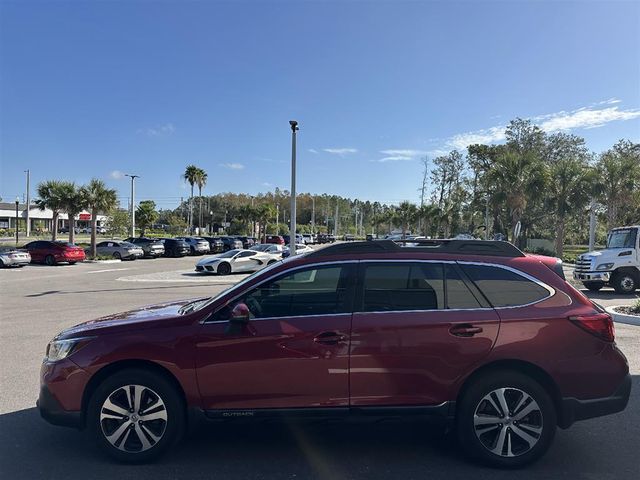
left=283, top=234, right=304, bottom=245
left=37, top=239, right=630, bottom=467
left=216, top=236, right=244, bottom=251
left=160, top=238, right=190, bottom=257
left=201, top=236, right=225, bottom=254
left=175, top=237, right=210, bottom=255
left=366, top=234, right=378, bottom=241
left=316, top=233, right=330, bottom=244
left=343, top=234, right=356, bottom=241
left=264, top=235, right=285, bottom=245
left=302, top=234, right=314, bottom=244
left=195, top=249, right=281, bottom=275
left=95, top=241, right=144, bottom=260
left=250, top=243, right=285, bottom=256
left=0, top=246, right=31, bottom=267
left=124, top=237, right=165, bottom=258
left=235, top=236, right=257, bottom=249
left=282, top=243, right=313, bottom=257
left=23, top=240, right=85, bottom=265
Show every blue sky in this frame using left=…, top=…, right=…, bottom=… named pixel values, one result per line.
left=1, top=0, right=639, bottom=209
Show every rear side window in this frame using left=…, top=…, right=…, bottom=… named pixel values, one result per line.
left=361, top=263, right=444, bottom=312
left=460, top=264, right=550, bottom=307
left=445, top=265, right=483, bottom=309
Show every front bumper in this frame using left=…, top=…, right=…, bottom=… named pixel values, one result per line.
left=37, top=384, right=83, bottom=429
left=573, top=271, right=611, bottom=282
left=195, top=263, right=218, bottom=273
left=560, top=374, right=631, bottom=428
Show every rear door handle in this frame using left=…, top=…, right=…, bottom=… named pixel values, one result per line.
left=449, top=324, right=483, bottom=337
left=314, top=331, right=347, bottom=345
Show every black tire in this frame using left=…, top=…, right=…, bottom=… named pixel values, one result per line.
left=217, top=262, right=231, bottom=275
left=113, top=252, right=122, bottom=260
left=611, top=271, right=638, bottom=294
left=456, top=370, right=556, bottom=468
left=0, top=259, right=4, bottom=268
left=87, top=368, right=185, bottom=463
left=584, top=281, right=604, bottom=292
left=45, top=254, right=56, bottom=266
left=69, top=261, right=77, bottom=265
left=190, top=246, right=196, bottom=256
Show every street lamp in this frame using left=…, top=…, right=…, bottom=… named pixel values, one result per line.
left=289, top=120, right=298, bottom=256
left=209, top=210, right=213, bottom=235
left=15, top=196, right=19, bottom=246
left=124, top=174, right=139, bottom=238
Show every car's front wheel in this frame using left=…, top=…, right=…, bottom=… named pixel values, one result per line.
left=456, top=370, right=556, bottom=468
left=87, top=368, right=185, bottom=463
left=584, top=281, right=604, bottom=292
left=611, top=271, right=638, bottom=294
left=217, top=262, right=231, bottom=275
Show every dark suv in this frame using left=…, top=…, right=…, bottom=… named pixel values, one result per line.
left=38, top=240, right=630, bottom=466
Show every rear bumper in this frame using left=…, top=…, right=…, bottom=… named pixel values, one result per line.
left=37, top=384, right=82, bottom=429
left=560, top=374, right=631, bottom=428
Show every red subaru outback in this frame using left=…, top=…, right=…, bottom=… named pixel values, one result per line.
left=38, top=240, right=631, bottom=467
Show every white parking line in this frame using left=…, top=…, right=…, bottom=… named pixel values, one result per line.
left=88, top=268, right=132, bottom=274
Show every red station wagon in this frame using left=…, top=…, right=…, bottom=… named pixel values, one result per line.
left=38, top=240, right=630, bottom=467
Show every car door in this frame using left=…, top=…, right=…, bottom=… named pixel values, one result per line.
left=349, top=261, right=499, bottom=407
left=195, top=263, right=356, bottom=411
left=232, top=250, right=263, bottom=272
left=25, top=241, right=42, bottom=262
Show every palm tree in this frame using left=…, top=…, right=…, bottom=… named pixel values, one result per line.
left=59, top=182, right=87, bottom=244
left=237, top=204, right=256, bottom=235
left=254, top=204, right=275, bottom=242
left=81, top=179, right=118, bottom=257
left=136, top=200, right=159, bottom=236
left=417, top=204, right=440, bottom=237
left=183, top=165, right=200, bottom=233
left=35, top=180, right=67, bottom=240
left=196, top=168, right=208, bottom=232
left=395, top=201, right=418, bottom=238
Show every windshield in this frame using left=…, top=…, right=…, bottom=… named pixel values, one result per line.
left=607, top=229, right=637, bottom=249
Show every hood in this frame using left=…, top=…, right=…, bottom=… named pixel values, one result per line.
left=197, top=256, right=223, bottom=266
left=56, top=298, right=207, bottom=339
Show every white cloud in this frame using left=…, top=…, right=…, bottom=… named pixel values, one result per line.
left=323, top=148, right=358, bottom=155
left=374, top=155, right=414, bottom=163
left=109, top=170, right=125, bottom=179
left=380, top=149, right=427, bottom=157
left=138, top=123, right=175, bottom=137
left=261, top=182, right=273, bottom=187
left=536, top=106, right=640, bottom=131
left=308, top=148, right=319, bottom=154
left=437, top=100, right=640, bottom=152
left=219, top=162, right=245, bottom=170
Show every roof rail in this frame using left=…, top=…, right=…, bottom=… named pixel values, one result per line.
left=307, top=239, right=525, bottom=258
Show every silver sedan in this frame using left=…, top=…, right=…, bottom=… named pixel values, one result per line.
left=95, top=241, right=144, bottom=260
left=0, top=247, right=31, bottom=267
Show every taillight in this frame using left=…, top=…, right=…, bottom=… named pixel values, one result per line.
left=569, top=313, right=615, bottom=342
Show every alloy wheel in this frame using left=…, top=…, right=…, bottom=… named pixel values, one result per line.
left=100, top=385, right=168, bottom=453
left=473, top=387, right=543, bottom=458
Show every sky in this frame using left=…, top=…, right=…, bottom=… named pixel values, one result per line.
left=1, top=0, right=639, bottom=210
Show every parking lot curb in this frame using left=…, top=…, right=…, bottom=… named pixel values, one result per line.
left=605, top=305, right=640, bottom=327
left=83, top=259, right=121, bottom=264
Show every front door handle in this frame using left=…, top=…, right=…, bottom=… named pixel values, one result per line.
left=314, top=331, right=347, bottom=345
left=449, top=324, right=483, bottom=337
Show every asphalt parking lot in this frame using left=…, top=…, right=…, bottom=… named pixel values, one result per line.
left=1, top=255, right=639, bottom=479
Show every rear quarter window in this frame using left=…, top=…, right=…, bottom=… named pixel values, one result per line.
left=460, top=264, right=551, bottom=307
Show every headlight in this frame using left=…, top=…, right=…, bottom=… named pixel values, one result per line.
left=596, top=263, right=614, bottom=271
left=45, top=337, right=93, bottom=362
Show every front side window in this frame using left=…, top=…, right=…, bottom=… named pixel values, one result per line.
left=239, top=265, right=353, bottom=319
left=361, top=263, right=444, bottom=312
left=460, top=264, right=551, bottom=307
left=607, top=229, right=637, bottom=249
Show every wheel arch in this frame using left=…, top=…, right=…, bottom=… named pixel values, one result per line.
left=81, top=359, right=187, bottom=428
left=456, top=359, right=567, bottom=427
left=612, top=266, right=640, bottom=281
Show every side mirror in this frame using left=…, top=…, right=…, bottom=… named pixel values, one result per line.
left=230, top=302, right=250, bottom=324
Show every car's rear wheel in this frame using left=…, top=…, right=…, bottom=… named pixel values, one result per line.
left=611, top=272, right=637, bottom=294
left=113, top=252, right=122, bottom=260
left=217, top=262, right=231, bottom=275
left=584, top=281, right=604, bottom=292
left=457, top=370, right=556, bottom=468
left=69, top=261, right=77, bottom=265
left=87, top=369, right=185, bottom=463
left=45, top=254, right=56, bottom=266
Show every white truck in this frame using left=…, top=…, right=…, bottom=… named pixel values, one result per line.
left=573, top=225, right=640, bottom=293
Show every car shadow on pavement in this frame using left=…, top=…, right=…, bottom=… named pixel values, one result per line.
left=1, top=376, right=638, bottom=480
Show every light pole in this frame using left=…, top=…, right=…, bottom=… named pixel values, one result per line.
left=15, top=197, right=19, bottom=245
left=289, top=120, right=298, bottom=256
left=209, top=210, right=213, bottom=235
left=311, top=195, right=315, bottom=234
left=125, top=174, right=139, bottom=238
left=24, top=169, right=30, bottom=238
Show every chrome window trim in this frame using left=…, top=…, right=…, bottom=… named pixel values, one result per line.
left=202, top=258, right=557, bottom=324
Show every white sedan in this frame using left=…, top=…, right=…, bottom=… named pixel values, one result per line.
left=195, top=249, right=280, bottom=275
left=282, top=243, right=314, bottom=257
